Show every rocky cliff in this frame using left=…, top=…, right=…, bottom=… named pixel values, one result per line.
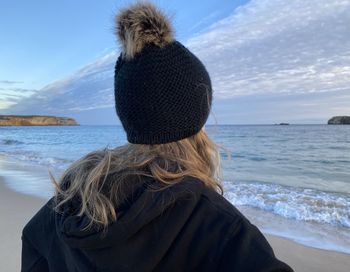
left=0, top=115, right=78, bottom=126
left=328, top=116, right=350, bottom=125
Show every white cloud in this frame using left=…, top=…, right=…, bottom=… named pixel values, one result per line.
left=5, top=51, right=118, bottom=113
left=188, top=11, right=221, bottom=33
left=0, top=80, right=23, bottom=85
left=0, top=88, right=37, bottom=109
left=186, top=0, right=350, bottom=98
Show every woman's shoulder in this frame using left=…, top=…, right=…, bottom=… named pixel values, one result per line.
left=22, top=197, right=56, bottom=242
left=181, top=177, right=294, bottom=271
left=180, top=176, right=248, bottom=224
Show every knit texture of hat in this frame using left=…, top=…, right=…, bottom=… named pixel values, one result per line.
left=114, top=3, right=212, bottom=144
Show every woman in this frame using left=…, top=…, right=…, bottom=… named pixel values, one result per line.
left=21, top=2, right=293, bottom=271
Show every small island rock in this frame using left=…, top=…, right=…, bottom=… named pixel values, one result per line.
left=328, top=116, right=350, bottom=125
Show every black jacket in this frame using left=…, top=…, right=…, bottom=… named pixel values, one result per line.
left=21, top=176, right=293, bottom=271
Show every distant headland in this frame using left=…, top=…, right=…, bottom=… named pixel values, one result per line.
left=0, top=115, right=78, bottom=126
left=328, top=116, right=350, bottom=125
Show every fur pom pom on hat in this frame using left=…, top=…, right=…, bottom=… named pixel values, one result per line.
left=115, top=2, right=174, bottom=59
left=114, top=2, right=213, bottom=144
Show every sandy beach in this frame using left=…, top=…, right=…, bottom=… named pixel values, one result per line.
left=1, top=174, right=350, bottom=272
left=0, top=177, right=46, bottom=272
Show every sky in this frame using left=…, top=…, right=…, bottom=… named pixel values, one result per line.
left=1, top=0, right=349, bottom=124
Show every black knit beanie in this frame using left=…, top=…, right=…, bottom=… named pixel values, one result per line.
left=114, top=3, right=212, bottom=144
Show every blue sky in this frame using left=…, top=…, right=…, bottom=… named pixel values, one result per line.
left=0, top=0, right=244, bottom=90
left=1, top=0, right=350, bottom=124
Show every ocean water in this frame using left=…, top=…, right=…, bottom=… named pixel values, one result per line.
left=0, top=125, right=350, bottom=253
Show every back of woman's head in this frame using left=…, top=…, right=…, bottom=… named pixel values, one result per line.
left=52, top=1, right=225, bottom=231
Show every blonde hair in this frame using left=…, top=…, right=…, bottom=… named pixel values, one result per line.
left=51, top=127, right=228, bottom=231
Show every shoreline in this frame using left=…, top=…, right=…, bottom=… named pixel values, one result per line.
left=265, top=235, right=350, bottom=272
left=1, top=168, right=350, bottom=271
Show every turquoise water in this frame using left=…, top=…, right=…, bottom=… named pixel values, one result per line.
left=1, top=125, right=350, bottom=252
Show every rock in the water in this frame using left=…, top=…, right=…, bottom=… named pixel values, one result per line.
left=328, top=116, right=350, bottom=125
left=0, top=115, right=78, bottom=126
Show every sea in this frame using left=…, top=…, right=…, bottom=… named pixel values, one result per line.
left=0, top=125, right=349, bottom=253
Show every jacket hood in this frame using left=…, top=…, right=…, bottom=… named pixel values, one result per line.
left=55, top=176, right=204, bottom=250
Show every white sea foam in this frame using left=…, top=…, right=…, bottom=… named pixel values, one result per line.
left=224, top=181, right=350, bottom=228
left=235, top=205, right=350, bottom=254
left=0, top=150, right=73, bottom=170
